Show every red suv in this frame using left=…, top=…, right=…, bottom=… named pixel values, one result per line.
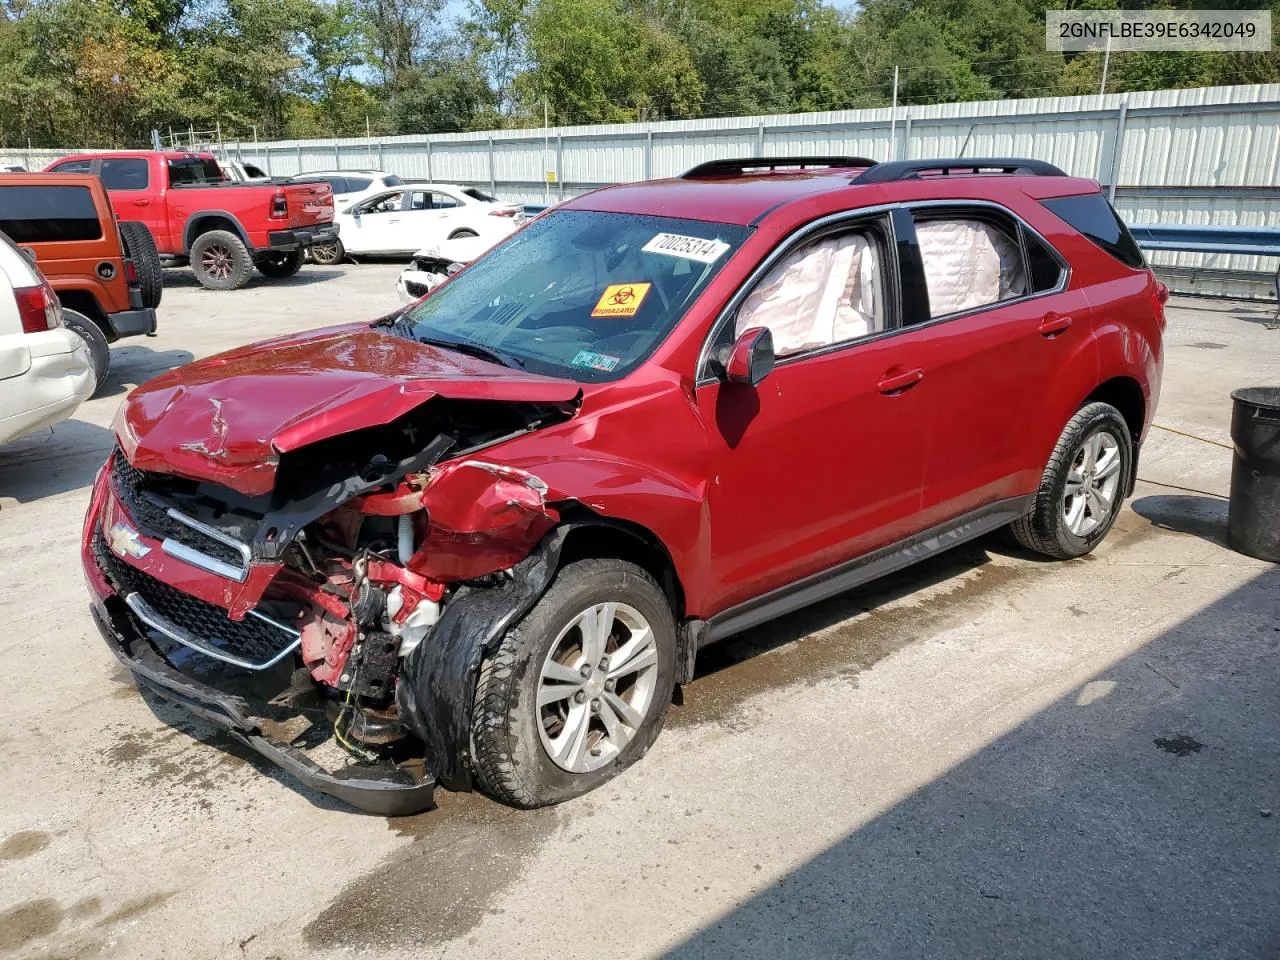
left=82, top=157, right=1165, bottom=815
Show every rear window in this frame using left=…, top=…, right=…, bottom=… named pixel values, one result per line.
left=101, top=158, right=150, bottom=190
left=463, top=187, right=497, bottom=202
left=168, top=158, right=225, bottom=185
left=1042, top=193, right=1145, bottom=269
left=383, top=175, right=403, bottom=187
left=0, top=184, right=103, bottom=242
left=344, top=176, right=372, bottom=192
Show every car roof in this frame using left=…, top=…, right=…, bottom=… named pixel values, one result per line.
left=560, top=157, right=1100, bottom=227
left=295, top=170, right=392, bottom=179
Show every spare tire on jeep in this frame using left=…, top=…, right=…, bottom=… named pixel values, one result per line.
left=118, top=221, right=163, bottom=308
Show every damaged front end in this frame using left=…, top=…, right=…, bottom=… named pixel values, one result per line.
left=85, top=390, right=579, bottom=815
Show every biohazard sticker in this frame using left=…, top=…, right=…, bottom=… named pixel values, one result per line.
left=592, top=283, right=651, bottom=318
left=642, top=233, right=730, bottom=264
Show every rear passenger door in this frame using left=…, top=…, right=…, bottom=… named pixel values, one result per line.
left=897, top=203, right=1092, bottom=528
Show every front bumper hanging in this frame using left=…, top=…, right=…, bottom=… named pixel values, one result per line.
left=90, top=598, right=436, bottom=816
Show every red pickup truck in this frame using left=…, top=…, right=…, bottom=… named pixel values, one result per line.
left=45, top=152, right=337, bottom=291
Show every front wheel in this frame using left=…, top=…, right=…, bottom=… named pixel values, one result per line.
left=1010, top=401, right=1133, bottom=559
left=471, top=559, right=677, bottom=808
left=448, top=228, right=479, bottom=240
left=255, top=249, right=304, bottom=279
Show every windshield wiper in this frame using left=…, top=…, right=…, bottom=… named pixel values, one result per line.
left=415, top=334, right=526, bottom=369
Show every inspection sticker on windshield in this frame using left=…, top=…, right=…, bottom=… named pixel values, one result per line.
left=642, top=233, right=730, bottom=264
left=571, top=350, right=620, bottom=372
left=592, top=283, right=651, bottom=318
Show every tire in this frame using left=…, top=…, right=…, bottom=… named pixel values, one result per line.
left=255, top=249, right=304, bottom=279
left=448, top=228, right=479, bottom=240
left=117, top=221, right=162, bottom=308
left=62, top=308, right=110, bottom=395
left=1010, top=401, right=1133, bottom=559
left=471, top=558, right=678, bottom=808
left=189, top=229, right=253, bottom=291
left=310, top=239, right=345, bottom=265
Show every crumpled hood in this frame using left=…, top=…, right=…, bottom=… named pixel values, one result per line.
left=116, top=323, right=581, bottom=496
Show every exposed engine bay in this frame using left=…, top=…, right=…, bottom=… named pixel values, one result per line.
left=96, top=392, right=580, bottom=802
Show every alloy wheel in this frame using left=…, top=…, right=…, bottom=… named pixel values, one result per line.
left=1063, top=428, right=1122, bottom=537
left=201, top=244, right=233, bottom=280
left=536, top=601, right=659, bottom=773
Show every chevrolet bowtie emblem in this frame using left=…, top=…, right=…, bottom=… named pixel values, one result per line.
left=108, top=521, right=150, bottom=560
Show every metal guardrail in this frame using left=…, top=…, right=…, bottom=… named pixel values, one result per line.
left=1130, top=223, right=1280, bottom=328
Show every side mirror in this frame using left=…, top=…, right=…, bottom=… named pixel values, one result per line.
left=725, top=326, right=775, bottom=387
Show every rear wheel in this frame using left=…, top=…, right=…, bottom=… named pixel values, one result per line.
left=118, top=221, right=163, bottom=308
left=189, top=229, right=253, bottom=290
left=310, top=239, right=345, bottom=265
left=1010, top=402, right=1132, bottom=559
left=255, top=249, right=304, bottom=279
left=471, top=559, right=677, bottom=808
left=62, top=308, right=110, bottom=394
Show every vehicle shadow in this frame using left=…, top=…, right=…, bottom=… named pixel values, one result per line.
left=1130, top=494, right=1230, bottom=548
left=96, top=344, right=195, bottom=399
left=667, top=565, right=1280, bottom=959
left=0, top=418, right=114, bottom=503
left=160, top=268, right=347, bottom=289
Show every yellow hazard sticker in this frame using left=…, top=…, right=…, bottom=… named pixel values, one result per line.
left=591, top=283, right=651, bottom=318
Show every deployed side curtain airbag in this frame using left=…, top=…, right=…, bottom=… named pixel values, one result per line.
left=735, top=233, right=881, bottom=357
left=915, top=219, right=1027, bottom=317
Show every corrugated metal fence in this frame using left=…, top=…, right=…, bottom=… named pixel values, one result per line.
left=6, top=84, right=1280, bottom=297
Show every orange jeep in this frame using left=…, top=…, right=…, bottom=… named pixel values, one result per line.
left=0, top=172, right=161, bottom=392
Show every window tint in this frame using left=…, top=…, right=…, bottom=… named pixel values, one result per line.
left=0, top=185, right=103, bottom=242
left=1025, top=230, right=1065, bottom=292
left=168, top=158, right=224, bottom=185
left=913, top=216, right=1027, bottom=319
left=100, top=158, right=149, bottom=190
left=463, top=187, right=497, bottom=202
left=243, top=164, right=266, bottom=178
left=344, top=176, right=371, bottom=193
left=52, top=160, right=92, bottom=174
left=735, top=229, right=885, bottom=358
left=1042, top=193, right=1144, bottom=269
left=383, top=175, right=403, bottom=187
left=430, top=192, right=458, bottom=210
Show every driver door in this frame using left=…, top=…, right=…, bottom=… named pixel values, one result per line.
left=344, top=190, right=404, bottom=254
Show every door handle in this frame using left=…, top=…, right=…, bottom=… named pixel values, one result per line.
left=388, top=218, right=401, bottom=224
left=132, top=198, right=150, bottom=206
left=877, top=367, right=925, bottom=395
left=1038, top=312, right=1073, bottom=337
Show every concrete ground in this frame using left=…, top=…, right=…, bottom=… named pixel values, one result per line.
left=0, top=265, right=1277, bottom=960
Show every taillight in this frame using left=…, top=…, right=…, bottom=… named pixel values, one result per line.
left=14, top=281, right=63, bottom=334
left=488, top=208, right=517, bottom=218
left=1155, top=281, right=1170, bottom=305
left=1151, top=277, right=1169, bottom=331
left=270, top=190, right=288, bottom=219
left=123, top=259, right=139, bottom=285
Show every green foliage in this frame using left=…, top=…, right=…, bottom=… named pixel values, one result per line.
left=2, top=0, right=1278, bottom=148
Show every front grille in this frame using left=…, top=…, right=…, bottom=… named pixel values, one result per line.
left=93, top=534, right=294, bottom=668
left=110, top=450, right=247, bottom=569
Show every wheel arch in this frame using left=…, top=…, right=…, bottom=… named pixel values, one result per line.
left=1081, top=375, right=1145, bottom=446
left=184, top=211, right=251, bottom=253
left=554, top=512, right=686, bottom=621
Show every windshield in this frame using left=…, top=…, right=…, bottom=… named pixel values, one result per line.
left=402, top=210, right=750, bottom=382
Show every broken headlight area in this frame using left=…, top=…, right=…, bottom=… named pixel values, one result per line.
left=88, top=395, right=576, bottom=813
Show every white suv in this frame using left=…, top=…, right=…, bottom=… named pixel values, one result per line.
left=0, top=233, right=94, bottom=445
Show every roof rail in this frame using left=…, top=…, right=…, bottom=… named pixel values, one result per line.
left=682, top=156, right=877, bottom=179
left=851, top=158, right=1067, bottom=185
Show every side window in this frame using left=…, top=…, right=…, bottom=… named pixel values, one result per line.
left=912, top=215, right=1027, bottom=319
left=430, top=192, right=459, bottom=210
left=1041, top=193, right=1145, bottom=269
left=325, top=176, right=350, bottom=195
left=100, top=158, right=149, bottom=191
left=344, top=176, right=372, bottom=193
left=52, top=160, right=93, bottom=174
left=409, top=191, right=428, bottom=211
left=0, top=185, right=103, bottom=242
left=734, top=228, right=886, bottom=358
left=1025, top=230, right=1065, bottom=292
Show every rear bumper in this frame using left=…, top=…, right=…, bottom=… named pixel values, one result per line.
left=0, top=337, right=94, bottom=445
left=104, top=307, right=158, bottom=339
left=90, top=599, right=436, bottom=815
left=266, top=223, right=339, bottom=252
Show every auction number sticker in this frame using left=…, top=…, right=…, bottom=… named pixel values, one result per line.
left=642, top=233, right=730, bottom=264
left=592, top=283, right=651, bottom=318
left=572, top=350, right=620, bottom=372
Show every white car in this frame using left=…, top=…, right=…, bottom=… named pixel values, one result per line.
left=319, top=183, right=522, bottom=264
left=396, top=234, right=501, bottom=303
left=0, top=234, right=94, bottom=445
left=219, top=160, right=270, bottom=182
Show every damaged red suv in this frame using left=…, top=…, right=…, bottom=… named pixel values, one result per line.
left=83, top=157, right=1165, bottom=815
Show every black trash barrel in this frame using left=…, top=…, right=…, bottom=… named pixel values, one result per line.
left=1228, top=387, right=1280, bottom=562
